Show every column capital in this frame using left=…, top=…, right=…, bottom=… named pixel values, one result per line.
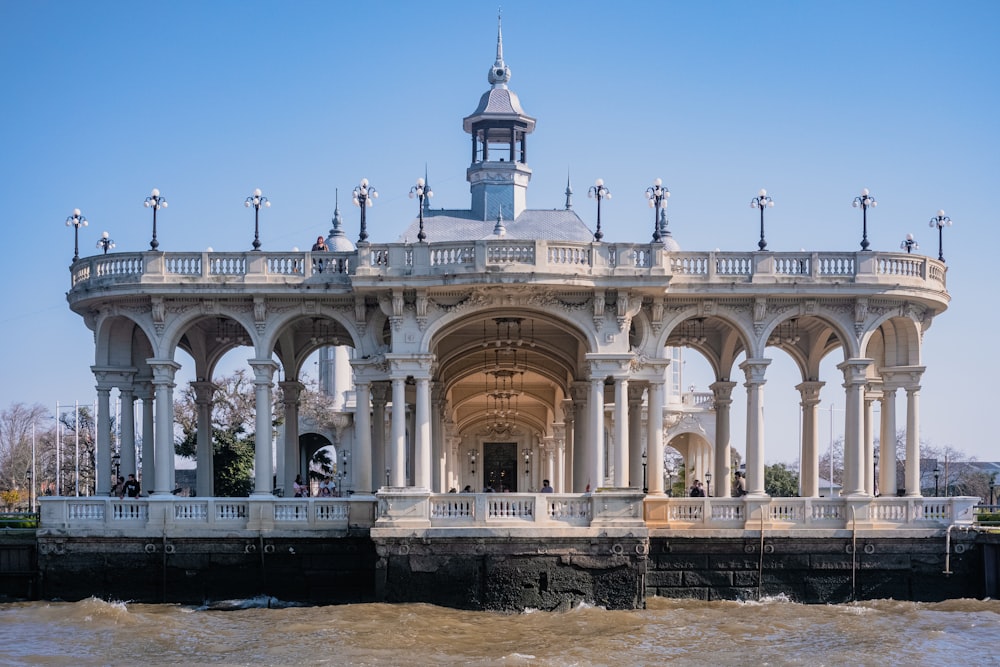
left=881, top=365, right=925, bottom=390
left=739, top=358, right=771, bottom=386
left=91, top=365, right=137, bottom=390
left=191, top=380, right=220, bottom=405
left=709, top=380, right=738, bottom=403
left=248, top=358, right=279, bottom=384
left=795, top=380, right=825, bottom=405
left=278, top=380, right=304, bottom=406
left=837, top=358, right=873, bottom=387
left=370, top=381, right=390, bottom=404
left=570, top=381, right=589, bottom=403
left=628, top=383, right=646, bottom=405
left=147, top=359, right=182, bottom=385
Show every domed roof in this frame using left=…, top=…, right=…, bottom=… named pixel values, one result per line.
left=326, top=201, right=355, bottom=252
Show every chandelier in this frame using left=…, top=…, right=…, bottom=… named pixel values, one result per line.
left=483, top=317, right=532, bottom=435
left=677, top=318, right=708, bottom=346
left=214, top=318, right=250, bottom=346
left=767, top=319, right=801, bottom=346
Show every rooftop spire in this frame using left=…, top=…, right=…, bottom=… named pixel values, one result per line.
left=330, top=188, right=345, bottom=237
left=565, top=171, right=573, bottom=210
left=488, top=10, right=511, bottom=87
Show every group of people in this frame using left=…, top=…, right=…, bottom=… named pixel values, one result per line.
left=687, top=471, right=747, bottom=497
left=448, top=480, right=555, bottom=493
left=110, top=473, right=141, bottom=499
left=292, top=474, right=337, bottom=498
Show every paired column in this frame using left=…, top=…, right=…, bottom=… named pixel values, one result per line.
left=414, top=377, right=431, bottom=489
left=95, top=385, right=112, bottom=496
left=371, top=383, right=389, bottom=488
left=570, top=383, right=588, bottom=492
left=390, top=377, right=407, bottom=486
left=627, top=384, right=644, bottom=490
left=905, top=380, right=922, bottom=497
left=431, top=383, right=446, bottom=493
left=796, top=381, right=824, bottom=497
left=192, top=381, right=219, bottom=497
left=248, top=359, right=278, bottom=496
left=646, top=380, right=665, bottom=495
left=864, top=388, right=879, bottom=495
left=148, top=360, right=181, bottom=496
left=278, top=380, right=303, bottom=498
left=612, top=376, right=629, bottom=488
left=839, top=359, right=872, bottom=497
left=711, top=381, right=737, bottom=498
left=119, top=387, right=137, bottom=482
left=879, top=387, right=898, bottom=496
left=353, top=380, right=373, bottom=493
left=740, top=359, right=770, bottom=496
left=588, top=377, right=605, bottom=491
left=138, top=383, right=155, bottom=494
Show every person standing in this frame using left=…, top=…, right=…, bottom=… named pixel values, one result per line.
left=540, top=479, right=554, bottom=493
left=122, top=474, right=141, bottom=498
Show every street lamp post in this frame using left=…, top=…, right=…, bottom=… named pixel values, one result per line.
left=750, top=189, right=774, bottom=251
left=641, top=450, right=648, bottom=494
left=933, top=466, right=941, bottom=497
left=66, top=209, right=88, bottom=262
left=705, top=471, right=712, bottom=498
left=899, top=233, right=918, bottom=254
left=989, top=476, right=996, bottom=507
left=852, top=188, right=877, bottom=251
left=409, top=177, right=433, bottom=242
left=96, top=231, right=116, bottom=254
left=645, top=178, right=670, bottom=243
left=928, top=210, right=953, bottom=262
left=245, top=188, right=270, bottom=251
left=587, top=179, right=611, bottom=242
left=111, top=452, right=121, bottom=495
left=25, top=469, right=33, bottom=512
left=143, top=188, right=168, bottom=250
left=353, top=178, right=377, bottom=245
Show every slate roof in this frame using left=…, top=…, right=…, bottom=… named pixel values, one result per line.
left=397, top=208, right=594, bottom=244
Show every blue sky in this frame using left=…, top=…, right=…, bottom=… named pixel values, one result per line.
left=1, top=1, right=997, bottom=465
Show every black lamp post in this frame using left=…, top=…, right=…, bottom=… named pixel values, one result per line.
left=144, top=188, right=168, bottom=250
left=96, top=231, right=115, bottom=254
left=750, top=189, right=774, bottom=251
left=111, top=451, right=121, bottom=491
left=641, top=450, right=648, bottom=494
left=646, top=178, right=670, bottom=243
left=588, top=179, right=611, bottom=242
left=409, top=177, right=433, bottom=242
left=66, top=208, right=88, bottom=262
left=989, top=476, right=995, bottom=507
left=245, top=188, right=270, bottom=251
left=353, top=178, right=377, bottom=245
left=899, top=233, right=918, bottom=254
left=25, top=468, right=33, bottom=512
left=933, top=466, right=941, bottom=497
left=852, top=188, right=877, bottom=251
left=385, top=467, right=391, bottom=487
left=705, top=471, right=712, bottom=497
left=928, top=210, right=953, bottom=262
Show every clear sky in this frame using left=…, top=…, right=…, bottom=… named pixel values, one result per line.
left=1, top=1, right=997, bottom=465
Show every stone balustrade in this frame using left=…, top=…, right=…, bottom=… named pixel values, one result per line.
left=68, top=244, right=947, bottom=292
left=38, top=492, right=975, bottom=538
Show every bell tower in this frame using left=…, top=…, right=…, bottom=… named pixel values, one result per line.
left=463, top=14, right=536, bottom=221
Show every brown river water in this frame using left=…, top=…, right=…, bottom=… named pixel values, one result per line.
left=1, top=595, right=998, bottom=666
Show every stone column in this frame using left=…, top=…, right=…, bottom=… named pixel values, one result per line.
left=864, top=387, right=879, bottom=496
left=561, top=398, right=574, bottom=492
left=138, top=383, right=155, bottom=494
left=571, top=383, right=588, bottom=492
left=278, top=380, right=303, bottom=498
left=353, top=380, right=373, bottom=494
left=740, top=359, right=771, bottom=497
left=646, top=380, right=665, bottom=495
left=248, top=360, right=278, bottom=496
left=371, top=383, right=389, bottom=488
left=390, top=376, right=407, bottom=487
left=839, top=359, right=872, bottom=497
left=414, top=377, right=431, bottom=490
left=95, top=385, right=112, bottom=496
left=628, top=384, right=644, bottom=489
left=148, top=360, right=181, bottom=497
left=589, top=377, right=605, bottom=491
left=192, top=381, right=219, bottom=497
left=711, top=381, right=737, bottom=498
left=431, top=383, right=445, bottom=493
left=796, top=381, right=824, bottom=498
left=119, top=387, right=137, bottom=481
left=612, top=376, right=629, bottom=488
left=905, top=380, right=922, bottom=497
left=879, top=386, right=898, bottom=496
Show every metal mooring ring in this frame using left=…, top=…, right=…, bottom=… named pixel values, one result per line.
left=744, top=544, right=755, bottom=554
left=263, top=544, right=275, bottom=554
left=144, top=543, right=156, bottom=554
left=845, top=544, right=855, bottom=554
left=611, top=543, right=624, bottom=555
left=245, top=543, right=257, bottom=554
left=398, top=544, right=411, bottom=555
left=635, top=543, right=649, bottom=555
left=954, top=543, right=967, bottom=554
left=863, top=543, right=876, bottom=555
left=763, top=544, right=775, bottom=554
left=164, top=543, right=176, bottom=555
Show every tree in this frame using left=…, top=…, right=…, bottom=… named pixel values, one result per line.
left=0, top=403, right=48, bottom=493
left=765, top=463, right=800, bottom=497
left=174, top=370, right=266, bottom=497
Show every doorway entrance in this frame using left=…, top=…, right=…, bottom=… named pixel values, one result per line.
left=483, top=442, right=517, bottom=492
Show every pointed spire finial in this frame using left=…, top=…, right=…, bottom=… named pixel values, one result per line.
left=565, top=171, right=573, bottom=210
left=488, top=8, right=511, bottom=87
left=493, top=208, right=507, bottom=236
left=330, top=188, right=345, bottom=237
